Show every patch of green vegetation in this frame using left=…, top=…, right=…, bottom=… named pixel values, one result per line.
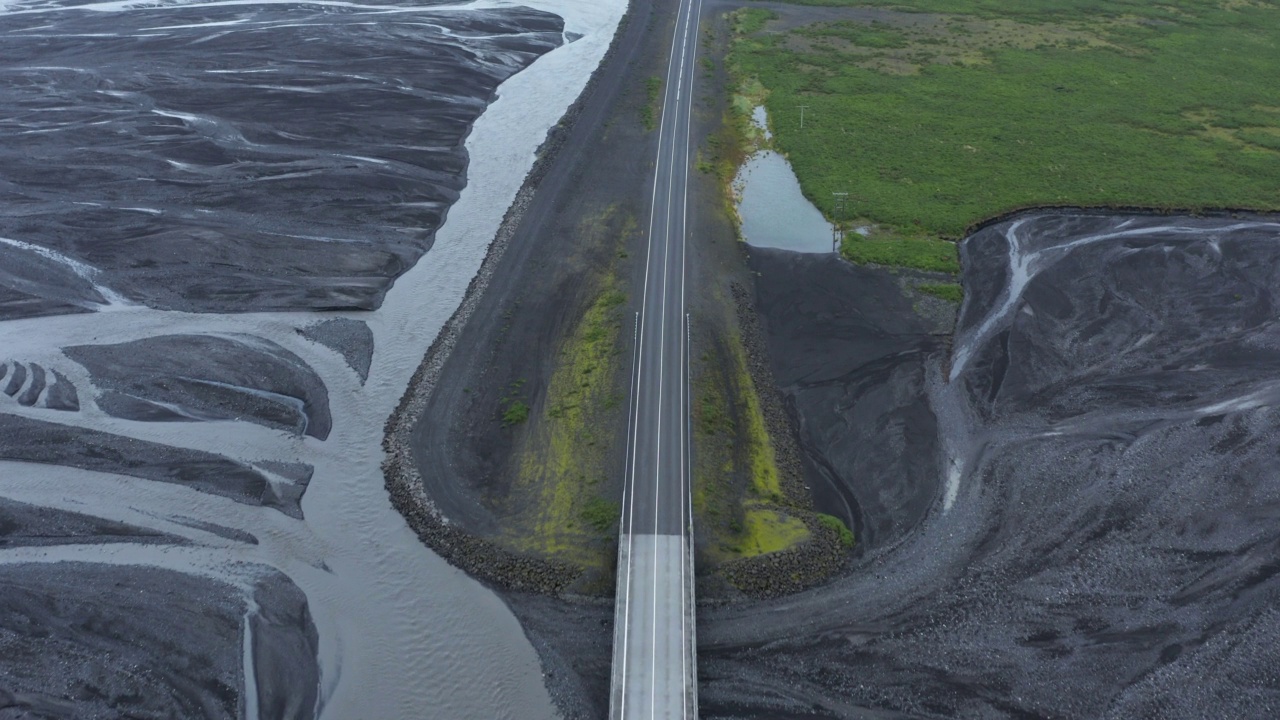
left=697, top=392, right=732, bottom=436
left=499, top=379, right=530, bottom=426
left=799, top=20, right=908, bottom=49
left=581, top=496, right=620, bottom=534
left=641, top=76, right=663, bottom=131
left=705, top=104, right=753, bottom=187
left=747, top=0, right=1244, bottom=23
left=691, top=372, right=732, bottom=526
left=841, top=235, right=960, bottom=273
left=736, top=346, right=783, bottom=501
left=599, top=288, right=626, bottom=308
left=730, top=2, right=1280, bottom=247
left=504, top=208, right=635, bottom=566
left=739, top=506, right=811, bottom=556
left=693, top=328, right=811, bottom=563
left=502, top=400, right=530, bottom=425
left=516, top=277, right=626, bottom=556
left=817, top=513, right=855, bottom=548
left=733, top=7, right=777, bottom=35
left=918, top=282, right=964, bottom=303
left=1236, top=127, right=1280, bottom=152
left=695, top=151, right=714, bottom=174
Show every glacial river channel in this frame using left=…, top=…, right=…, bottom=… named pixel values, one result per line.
left=0, top=0, right=624, bottom=718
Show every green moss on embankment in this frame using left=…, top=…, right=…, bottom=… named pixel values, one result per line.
left=512, top=276, right=626, bottom=562
left=500, top=209, right=635, bottom=573
left=728, top=2, right=1280, bottom=265
left=693, top=330, right=812, bottom=563
left=734, top=339, right=783, bottom=503
left=641, top=75, right=663, bottom=131
left=740, top=507, right=811, bottom=556
left=818, top=512, right=855, bottom=548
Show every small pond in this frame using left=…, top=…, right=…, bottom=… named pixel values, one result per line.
left=735, top=149, right=836, bottom=254
left=735, top=105, right=835, bottom=254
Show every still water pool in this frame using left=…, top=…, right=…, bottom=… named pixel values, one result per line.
left=735, top=149, right=835, bottom=254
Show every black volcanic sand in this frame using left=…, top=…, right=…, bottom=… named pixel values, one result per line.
left=694, top=211, right=1280, bottom=719
left=0, top=360, right=77, bottom=411
left=745, top=247, right=948, bottom=553
left=65, top=334, right=333, bottom=439
left=0, top=497, right=183, bottom=547
left=0, top=414, right=308, bottom=518
left=0, top=562, right=317, bottom=720
left=298, top=318, right=374, bottom=384
left=0, top=3, right=564, bottom=317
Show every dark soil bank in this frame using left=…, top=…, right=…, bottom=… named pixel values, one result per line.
left=696, top=210, right=1280, bottom=718
left=745, top=247, right=948, bottom=553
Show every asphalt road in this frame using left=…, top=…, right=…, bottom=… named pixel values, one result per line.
left=609, top=0, right=703, bottom=716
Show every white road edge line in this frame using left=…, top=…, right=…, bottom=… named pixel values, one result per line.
left=674, top=0, right=700, bottom=714
left=678, top=0, right=698, bottom=711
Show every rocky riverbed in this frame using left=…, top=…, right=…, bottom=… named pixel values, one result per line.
left=697, top=210, right=1280, bottom=718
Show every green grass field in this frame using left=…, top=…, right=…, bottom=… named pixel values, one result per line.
left=730, top=1, right=1280, bottom=257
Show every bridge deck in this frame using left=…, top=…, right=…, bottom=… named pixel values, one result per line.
left=609, top=534, right=696, bottom=719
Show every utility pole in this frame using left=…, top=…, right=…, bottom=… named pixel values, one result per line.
left=832, top=192, right=849, bottom=251
left=799, top=104, right=809, bottom=130
left=832, top=192, right=849, bottom=217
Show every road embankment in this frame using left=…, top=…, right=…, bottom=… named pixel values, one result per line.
left=381, top=0, right=645, bottom=599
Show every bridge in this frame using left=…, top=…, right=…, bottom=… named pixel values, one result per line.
left=608, top=0, right=703, bottom=716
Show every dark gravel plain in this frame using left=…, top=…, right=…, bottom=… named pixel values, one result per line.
left=744, top=248, right=948, bottom=554
left=0, top=563, right=317, bottom=720
left=697, top=211, right=1280, bottom=719
left=65, top=334, right=333, bottom=438
left=0, top=2, right=566, bottom=317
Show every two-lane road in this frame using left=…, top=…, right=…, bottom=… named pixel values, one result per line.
left=608, top=0, right=704, bottom=716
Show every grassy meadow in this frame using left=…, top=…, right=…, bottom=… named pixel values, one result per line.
left=728, top=1, right=1280, bottom=267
